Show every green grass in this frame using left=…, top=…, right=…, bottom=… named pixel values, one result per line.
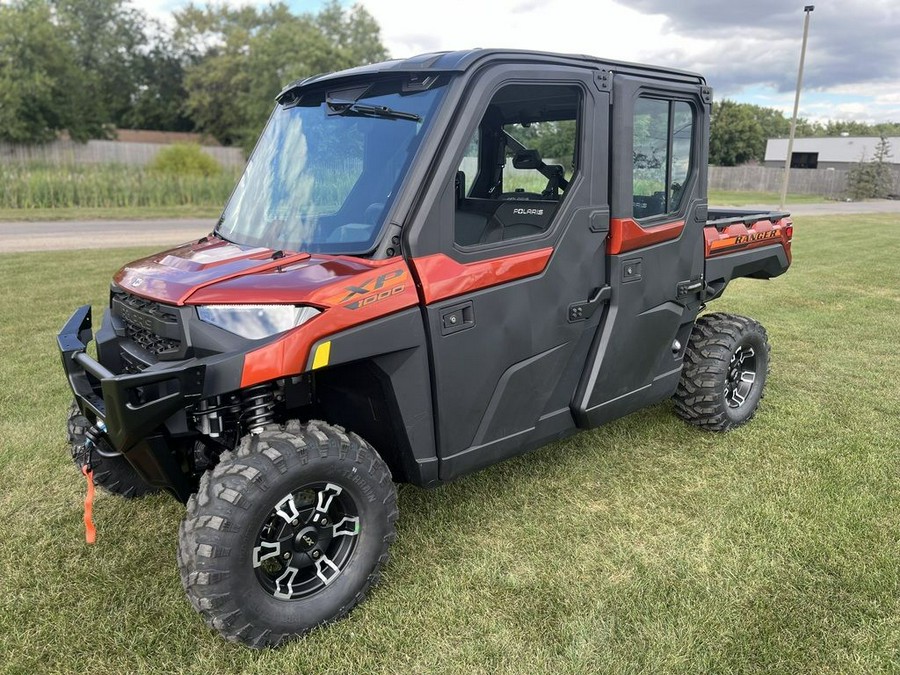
left=0, top=215, right=898, bottom=673
left=709, top=190, right=828, bottom=206
left=0, top=164, right=239, bottom=209
left=0, top=205, right=222, bottom=222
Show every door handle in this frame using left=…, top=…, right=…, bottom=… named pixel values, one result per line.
left=567, top=286, right=611, bottom=323
left=440, top=301, right=475, bottom=336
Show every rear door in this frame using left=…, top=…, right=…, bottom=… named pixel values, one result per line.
left=573, top=74, right=711, bottom=427
left=405, top=63, right=610, bottom=481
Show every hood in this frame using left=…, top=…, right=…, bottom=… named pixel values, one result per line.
left=114, top=236, right=408, bottom=308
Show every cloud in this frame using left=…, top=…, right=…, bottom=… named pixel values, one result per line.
left=387, top=32, right=442, bottom=55
left=359, top=0, right=666, bottom=63
left=129, top=0, right=900, bottom=122
left=619, top=1, right=900, bottom=94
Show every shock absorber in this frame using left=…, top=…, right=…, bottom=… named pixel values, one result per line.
left=241, top=384, right=275, bottom=434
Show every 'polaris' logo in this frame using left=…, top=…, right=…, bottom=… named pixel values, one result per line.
left=513, top=208, right=544, bottom=216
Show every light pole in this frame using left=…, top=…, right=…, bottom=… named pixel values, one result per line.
left=779, top=5, right=815, bottom=210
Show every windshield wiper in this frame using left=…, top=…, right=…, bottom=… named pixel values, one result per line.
left=326, top=99, right=421, bottom=122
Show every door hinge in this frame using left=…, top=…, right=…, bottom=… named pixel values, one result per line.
left=594, top=69, right=613, bottom=93
left=568, top=285, right=611, bottom=323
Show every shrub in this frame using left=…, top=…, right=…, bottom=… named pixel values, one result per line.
left=149, top=143, right=222, bottom=177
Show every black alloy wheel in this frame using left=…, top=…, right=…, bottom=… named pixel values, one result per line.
left=724, top=344, right=758, bottom=409
left=253, top=482, right=361, bottom=600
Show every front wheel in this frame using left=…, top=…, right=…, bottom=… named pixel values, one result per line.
left=177, top=420, right=398, bottom=648
left=673, top=313, right=771, bottom=431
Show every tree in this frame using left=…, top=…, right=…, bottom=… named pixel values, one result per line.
left=175, top=2, right=389, bottom=149
left=709, top=100, right=766, bottom=166
left=0, top=0, right=80, bottom=142
left=746, top=103, right=791, bottom=143
left=120, top=32, right=194, bottom=132
left=0, top=0, right=190, bottom=142
left=315, top=0, right=388, bottom=67
left=52, top=0, right=151, bottom=137
left=847, top=136, right=894, bottom=200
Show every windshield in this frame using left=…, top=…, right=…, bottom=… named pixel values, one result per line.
left=216, top=77, right=447, bottom=254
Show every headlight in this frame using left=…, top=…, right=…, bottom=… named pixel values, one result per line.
left=197, top=305, right=320, bottom=340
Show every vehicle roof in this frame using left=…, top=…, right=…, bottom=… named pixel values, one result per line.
left=279, top=48, right=706, bottom=98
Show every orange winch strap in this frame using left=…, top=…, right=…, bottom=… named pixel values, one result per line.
left=81, top=465, right=96, bottom=544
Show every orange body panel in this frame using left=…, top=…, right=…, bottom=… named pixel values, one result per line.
left=608, top=218, right=685, bottom=255
left=239, top=259, right=417, bottom=387
left=410, top=247, right=554, bottom=304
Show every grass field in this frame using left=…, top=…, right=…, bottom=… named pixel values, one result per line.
left=0, top=215, right=898, bottom=673
left=0, top=193, right=824, bottom=222
left=0, top=164, right=239, bottom=210
left=0, top=191, right=829, bottom=223
left=0, top=161, right=836, bottom=222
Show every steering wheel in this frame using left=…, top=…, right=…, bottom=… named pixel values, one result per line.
left=364, top=202, right=385, bottom=224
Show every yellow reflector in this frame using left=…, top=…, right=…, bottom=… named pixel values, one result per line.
left=312, top=341, right=331, bottom=369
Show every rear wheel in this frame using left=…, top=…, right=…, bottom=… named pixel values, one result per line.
left=673, top=313, right=770, bottom=431
left=177, top=420, right=398, bottom=648
left=67, top=402, right=158, bottom=498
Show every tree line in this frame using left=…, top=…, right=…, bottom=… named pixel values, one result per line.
left=711, top=100, right=900, bottom=166
left=0, top=0, right=386, bottom=148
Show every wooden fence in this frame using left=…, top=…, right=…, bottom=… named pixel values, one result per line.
left=708, top=165, right=900, bottom=198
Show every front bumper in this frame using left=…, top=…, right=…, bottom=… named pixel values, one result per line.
left=59, top=305, right=207, bottom=453
left=58, top=304, right=251, bottom=501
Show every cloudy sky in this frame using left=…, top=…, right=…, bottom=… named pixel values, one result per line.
left=143, top=0, right=900, bottom=123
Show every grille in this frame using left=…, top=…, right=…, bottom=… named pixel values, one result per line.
left=114, top=292, right=182, bottom=357
left=124, top=323, right=181, bottom=355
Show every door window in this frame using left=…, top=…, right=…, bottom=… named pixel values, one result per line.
left=632, top=97, right=695, bottom=220
left=454, top=84, right=581, bottom=247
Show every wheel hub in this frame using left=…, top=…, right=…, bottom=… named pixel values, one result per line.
left=294, top=527, right=319, bottom=552
left=252, top=482, right=361, bottom=601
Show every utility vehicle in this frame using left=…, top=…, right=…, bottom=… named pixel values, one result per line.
left=59, top=49, right=793, bottom=647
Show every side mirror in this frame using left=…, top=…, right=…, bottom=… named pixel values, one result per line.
left=513, top=149, right=542, bottom=170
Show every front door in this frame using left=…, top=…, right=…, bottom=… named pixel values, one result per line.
left=406, top=65, right=610, bottom=481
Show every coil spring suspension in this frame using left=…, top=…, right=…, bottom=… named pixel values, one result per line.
left=242, top=384, right=275, bottom=433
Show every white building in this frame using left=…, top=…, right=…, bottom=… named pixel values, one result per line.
left=764, top=136, right=898, bottom=169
